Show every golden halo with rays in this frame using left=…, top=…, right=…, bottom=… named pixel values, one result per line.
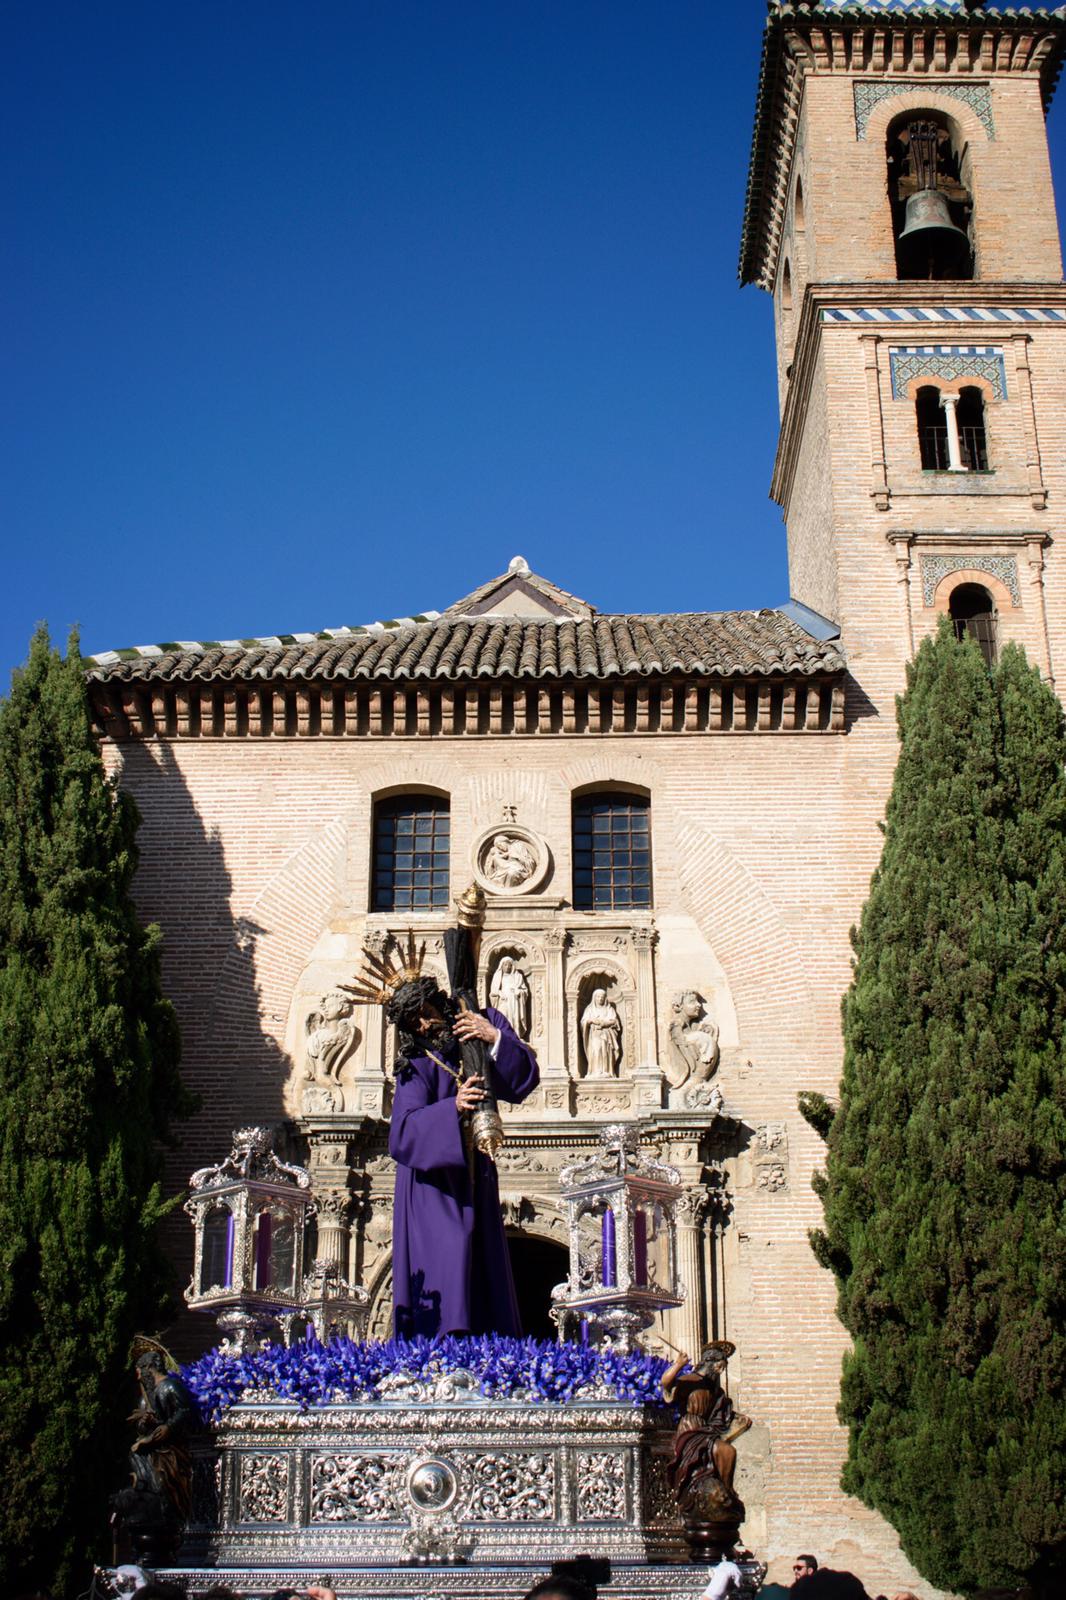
left=129, top=1333, right=179, bottom=1372
left=340, top=929, right=427, bottom=1008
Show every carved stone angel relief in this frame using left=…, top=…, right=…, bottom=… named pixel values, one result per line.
left=666, top=990, right=720, bottom=1091
left=302, top=992, right=359, bottom=1114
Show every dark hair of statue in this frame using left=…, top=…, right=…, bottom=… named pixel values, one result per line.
left=385, top=976, right=457, bottom=1074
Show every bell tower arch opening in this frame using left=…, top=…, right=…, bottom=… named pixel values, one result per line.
left=887, top=111, right=973, bottom=281
left=949, top=582, right=998, bottom=667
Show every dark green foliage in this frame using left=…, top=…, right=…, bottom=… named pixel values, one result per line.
left=0, top=629, right=193, bottom=1593
left=810, top=622, right=1066, bottom=1597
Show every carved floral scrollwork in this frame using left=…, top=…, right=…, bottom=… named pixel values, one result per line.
left=463, top=1452, right=555, bottom=1521
left=576, top=1451, right=627, bottom=1521
left=238, top=1453, right=289, bottom=1522
left=309, top=1453, right=403, bottom=1523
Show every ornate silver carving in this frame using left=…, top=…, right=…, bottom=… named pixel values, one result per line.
left=463, top=1452, right=555, bottom=1521
left=378, top=1366, right=480, bottom=1405
left=402, top=1510, right=476, bottom=1564
left=853, top=80, right=995, bottom=140
left=239, top=1453, right=289, bottom=1522
left=408, top=1457, right=460, bottom=1512
left=576, top=1452, right=627, bottom=1521
left=921, top=554, right=1020, bottom=605
left=189, top=1127, right=311, bottom=1193
left=310, top=1453, right=403, bottom=1522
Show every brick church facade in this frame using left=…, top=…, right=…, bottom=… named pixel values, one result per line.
left=84, top=4, right=1066, bottom=1591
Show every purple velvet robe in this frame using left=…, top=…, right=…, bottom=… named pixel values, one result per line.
left=388, top=1007, right=539, bottom=1338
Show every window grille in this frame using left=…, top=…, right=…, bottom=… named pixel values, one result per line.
left=572, top=793, right=652, bottom=911
left=372, top=796, right=450, bottom=911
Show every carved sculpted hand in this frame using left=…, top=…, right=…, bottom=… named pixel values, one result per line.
left=455, top=1074, right=487, bottom=1113
left=454, top=1012, right=500, bottom=1047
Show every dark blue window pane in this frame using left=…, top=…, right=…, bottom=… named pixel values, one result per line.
left=372, top=796, right=450, bottom=911
left=573, top=793, right=652, bottom=911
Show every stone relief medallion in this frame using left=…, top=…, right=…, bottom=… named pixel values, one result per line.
left=471, top=824, right=550, bottom=897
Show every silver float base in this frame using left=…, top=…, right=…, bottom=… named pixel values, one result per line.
left=183, top=1392, right=687, bottom=1567
left=161, top=1562, right=741, bottom=1600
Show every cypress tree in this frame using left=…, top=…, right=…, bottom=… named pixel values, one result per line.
left=0, top=628, right=193, bottom=1593
left=807, top=621, right=1066, bottom=1598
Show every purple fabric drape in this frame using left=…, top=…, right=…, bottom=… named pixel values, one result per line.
left=388, top=1007, right=539, bottom=1338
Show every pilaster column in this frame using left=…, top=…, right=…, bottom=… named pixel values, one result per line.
left=630, top=924, right=658, bottom=1067
left=860, top=333, right=890, bottom=510
left=543, top=926, right=570, bottom=1076
left=1025, top=535, right=1054, bottom=687
left=940, top=391, right=965, bottom=472
left=306, top=1133, right=353, bottom=1269
left=886, top=532, right=915, bottom=656
left=671, top=1188, right=712, bottom=1359
left=1011, top=334, right=1048, bottom=510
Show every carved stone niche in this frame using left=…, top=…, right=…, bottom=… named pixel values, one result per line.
left=565, top=955, right=636, bottom=1083
left=478, top=936, right=543, bottom=1045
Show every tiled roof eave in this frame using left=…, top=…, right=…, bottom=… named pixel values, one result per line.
left=87, top=659, right=846, bottom=686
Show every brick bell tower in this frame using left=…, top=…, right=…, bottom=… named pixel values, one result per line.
left=740, top=0, right=1066, bottom=713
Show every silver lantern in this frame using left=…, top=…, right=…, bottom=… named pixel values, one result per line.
left=184, top=1126, right=316, bottom=1352
left=554, top=1122, right=683, bottom=1351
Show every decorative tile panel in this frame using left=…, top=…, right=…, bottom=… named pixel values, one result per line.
left=889, top=345, right=1006, bottom=400
left=854, top=80, right=994, bottom=140
left=823, top=306, right=1066, bottom=325
left=921, top=555, right=1020, bottom=607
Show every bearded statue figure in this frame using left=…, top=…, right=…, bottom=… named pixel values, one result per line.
left=661, top=1340, right=752, bottom=1563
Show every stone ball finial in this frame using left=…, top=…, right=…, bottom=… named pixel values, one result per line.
left=508, top=554, right=530, bottom=575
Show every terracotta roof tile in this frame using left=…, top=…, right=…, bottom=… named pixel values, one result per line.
left=86, top=609, right=845, bottom=684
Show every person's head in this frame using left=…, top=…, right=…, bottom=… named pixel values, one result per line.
left=678, top=989, right=703, bottom=1021
left=134, top=1350, right=165, bottom=1389
left=793, top=1556, right=818, bottom=1581
left=592, top=987, right=606, bottom=1006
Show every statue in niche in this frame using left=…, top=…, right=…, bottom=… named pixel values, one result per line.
left=304, top=992, right=358, bottom=1084
left=483, top=831, right=538, bottom=890
left=489, top=955, right=531, bottom=1040
left=581, top=988, right=622, bottom=1078
left=667, top=989, right=720, bottom=1090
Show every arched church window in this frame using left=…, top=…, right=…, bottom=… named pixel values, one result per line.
left=916, top=384, right=988, bottom=473
left=916, top=384, right=947, bottom=470
left=957, top=386, right=988, bottom=471
left=794, top=177, right=805, bottom=232
left=781, top=259, right=793, bottom=313
left=372, top=794, right=450, bottom=911
left=949, top=583, right=997, bottom=667
left=572, top=790, right=652, bottom=910
left=888, top=112, right=973, bottom=281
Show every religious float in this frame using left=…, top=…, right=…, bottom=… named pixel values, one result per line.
left=112, top=888, right=764, bottom=1599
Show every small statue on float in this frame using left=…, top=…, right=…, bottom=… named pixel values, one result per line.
left=110, top=1337, right=195, bottom=1564
left=661, top=1339, right=752, bottom=1563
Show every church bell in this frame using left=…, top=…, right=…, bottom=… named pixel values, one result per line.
left=897, top=188, right=972, bottom=278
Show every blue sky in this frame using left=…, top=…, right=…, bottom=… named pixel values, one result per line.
left=4, top=2, right=1064, bottom=678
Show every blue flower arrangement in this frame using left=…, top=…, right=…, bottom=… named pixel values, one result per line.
left=182, top=1334, right=670, bottom=1423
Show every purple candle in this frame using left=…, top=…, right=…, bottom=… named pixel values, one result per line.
left=633, top=1209, right=648, bottom=1286
left=580, top=1318, right=589, bottom=1346
left=223, top=1211, right=235, bottom=1288
left=254, top=1210, right=272, bottom=1290
left=601, top=1207, right=617, bottom=1287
